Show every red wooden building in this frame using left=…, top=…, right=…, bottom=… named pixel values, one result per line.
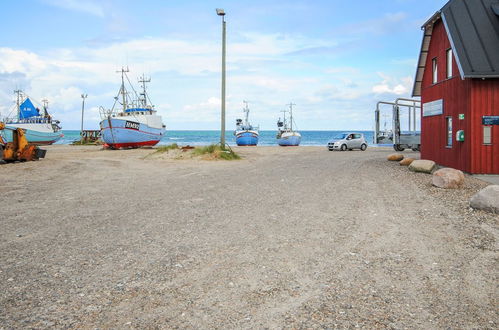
left=412, top=0, right=499, bottom=174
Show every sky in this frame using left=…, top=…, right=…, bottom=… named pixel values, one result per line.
left=0, top=0, right=449, bottom=130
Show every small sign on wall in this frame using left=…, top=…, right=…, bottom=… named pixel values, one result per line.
left=423, top=99, right=443, bottom=117
left=482, top=116, right=499, bottom=125
left=459, top=114, right=465, bottom=120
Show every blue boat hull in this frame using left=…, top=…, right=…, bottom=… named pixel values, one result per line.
left=100, top=118, right=165, bottom=148
left=278, top=135, right=301, bottom=146
left=235, top=131, right=259, bottom=146
left=1, top=126, right=63, bottom=145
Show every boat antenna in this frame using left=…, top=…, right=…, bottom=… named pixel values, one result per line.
left=116, top=66, right=129, bottom=112
left=243, top=100, right=249, bottom=126
left=286, top=102, right=296, bottom=131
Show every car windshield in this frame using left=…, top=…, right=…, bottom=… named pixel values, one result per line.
left=333, top=134, right=349, bottom=139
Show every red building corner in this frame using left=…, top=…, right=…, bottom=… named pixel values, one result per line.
left=412, top=0, right=499, bottom=174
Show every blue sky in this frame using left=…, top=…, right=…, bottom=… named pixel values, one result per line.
left=0, top=0, right=448, bottom=130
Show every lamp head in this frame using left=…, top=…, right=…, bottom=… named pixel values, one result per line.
left=216, top=8, right=225, bottom=16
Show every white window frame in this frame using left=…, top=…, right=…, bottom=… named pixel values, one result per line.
left=446, top=49, right=453, bottom=78
left=446, top=116, right=453, bottom=147
left=483, top=126, right=492, bottom=145
left=432, top=58, right=438, bottom=84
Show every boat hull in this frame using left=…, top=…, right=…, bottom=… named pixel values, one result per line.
left=1, top=124, right=63, bottom=145
left=100, top=117, right=165, bottom=148
left=235, top=131, right=258, bottom=146
left=277, top=132, right=301, bottom=146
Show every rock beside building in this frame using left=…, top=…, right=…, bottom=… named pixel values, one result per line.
left=432, top=168, right=465, bottom=189
left=409, top=160, right=436, bottom=174
left=388, top=153, right=404, bottom=161
left=470, top=185, right=499, bottom=213
left=399, top=158, right=415, bottom=166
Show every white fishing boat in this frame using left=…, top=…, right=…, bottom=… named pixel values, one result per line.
left=0, top=90, right=63, bottom=145
left=234, top=101, right=259, bottom=146
left=277, top=103, right=301, bottom=146
left=99, top=68, right=166, bottom=149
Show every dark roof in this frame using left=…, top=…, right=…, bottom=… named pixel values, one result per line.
left=412, top=0, right=499, bottom=96
left=442, top=0, right=499, bottom=78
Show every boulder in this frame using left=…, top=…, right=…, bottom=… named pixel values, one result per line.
left=387, top=153, right=404, bottom=161
left=399, top=158, right=415, bottom=166
left=408, top=160, right=436, bottom=174
left=470, top=185, right=499, bottom=213
left=432, top=168, right=465, bottom=189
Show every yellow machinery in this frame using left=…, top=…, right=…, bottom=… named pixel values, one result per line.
left=0, top=122, right=46, bottom=162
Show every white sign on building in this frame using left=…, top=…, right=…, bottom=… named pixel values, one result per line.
left=422, top=99, right=443, bottom=117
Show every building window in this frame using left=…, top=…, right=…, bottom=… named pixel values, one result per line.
left=446, top=49, right=453, bottom=78
left=483, top=126, right=492, bottom=145
left=432, top=58, right=438, bottom=84
left=446, top=117, right=453, bottom=147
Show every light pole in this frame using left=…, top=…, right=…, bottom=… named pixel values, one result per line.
left=216, top=8, right=226, bottom=147
left=80, top=94, right=88, bottom=140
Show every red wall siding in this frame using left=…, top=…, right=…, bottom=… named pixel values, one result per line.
left=471, top=79, right=499, bottom=174
left=420, top=20, right=473, bottom=172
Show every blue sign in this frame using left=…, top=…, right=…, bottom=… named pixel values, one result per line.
left=482, top=116, right=499, bottom=125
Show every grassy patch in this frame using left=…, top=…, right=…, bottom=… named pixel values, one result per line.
left=192, top=144, right=240, bottom=160
left=154, top=143, right=179, bottom=153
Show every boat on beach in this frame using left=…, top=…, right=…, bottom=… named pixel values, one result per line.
left=276, top=103, right=301, bottom=146
left=99, top=68, right=166, bottom=149
left=234, top=101, right=259, bottom=146
left=0, top=90, right=63, bottom=145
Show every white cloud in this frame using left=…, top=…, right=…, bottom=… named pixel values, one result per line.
left=371, top=73, right=413, bottom=95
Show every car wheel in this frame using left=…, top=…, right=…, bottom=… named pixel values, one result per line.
left=360, top=144, right=367, bottom=151
left=393, top=144, right=405, bottom=152
left=340, top=144, right=347, bottom=151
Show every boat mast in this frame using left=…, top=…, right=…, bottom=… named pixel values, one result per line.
left=243, top=100, right=249, bottom=126
left=14, top=89, right=22, bottom=120
left=280, top=109, right=287, bottom=130
left=117, top=67, right=129, bottom=112
left=287, top=102, right=296, bottom=131
left=138, top=74, right=151, bottom=108
left=42, top=99, right=49, bottom=117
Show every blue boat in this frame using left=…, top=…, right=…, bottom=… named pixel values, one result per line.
left=276, top=103, right=301, bottom=146
left=234, top=101, right=259, bottom=146
left=0, top=91, right=63, bottom=145
left=99, top=68, right=166, bottom=149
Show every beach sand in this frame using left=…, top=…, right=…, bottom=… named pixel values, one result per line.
left=0, top=145, right=497, bottom=328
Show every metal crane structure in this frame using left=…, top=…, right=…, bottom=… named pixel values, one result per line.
left=374, top=98, right=421, bottom=151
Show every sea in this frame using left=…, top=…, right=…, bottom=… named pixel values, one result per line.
left=56, top=130, right=377, bottom=146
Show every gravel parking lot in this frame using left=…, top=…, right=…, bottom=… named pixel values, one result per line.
left=0, top=145, right=497, bottom=328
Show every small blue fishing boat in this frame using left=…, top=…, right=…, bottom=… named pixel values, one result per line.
left=99, top=68, right=166, bottom=149
left=277, top=103, right=301, bottom=146
left=234, top=101, right=259, bottom=146
left=0, top=90, right=63, bottom=145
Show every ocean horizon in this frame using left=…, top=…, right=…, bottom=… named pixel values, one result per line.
left=56, top=130, right=377, bottom=147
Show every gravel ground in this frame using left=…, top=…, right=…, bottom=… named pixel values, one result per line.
left=0, top=145, right=497, bottom=329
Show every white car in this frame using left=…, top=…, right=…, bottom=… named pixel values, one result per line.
left=327, top=133, right=368, bottom=151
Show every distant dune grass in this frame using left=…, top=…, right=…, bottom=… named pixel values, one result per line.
left=147, top=143, right=240, bottom=160
left=154, top=143, right=179, bottom=153
left=192, top=144, right=240, bottom=160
